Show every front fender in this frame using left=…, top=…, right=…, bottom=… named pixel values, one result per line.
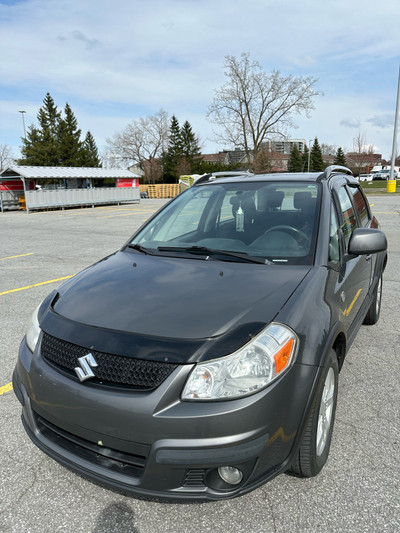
left=276, top=266, right=342, bottom=368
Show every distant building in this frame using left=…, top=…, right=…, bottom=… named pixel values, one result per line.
left=345, top=152, right=383, bottom=172
left=224, top=148, right=248, bottom=165
left=201, top=152, right=230, bottom=165
left=219, top=139, right=307, bottom=166
left=261, top=139, right=307, bottom=154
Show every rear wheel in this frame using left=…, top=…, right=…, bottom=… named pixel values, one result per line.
left=363, top=275, right=382, bottom=325
left=291, top=350, right=338, bottom=477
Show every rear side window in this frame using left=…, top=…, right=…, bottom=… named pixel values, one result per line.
left=349, top=187, right=370, bottom=227
left=337, top=187, right=357, bottom=250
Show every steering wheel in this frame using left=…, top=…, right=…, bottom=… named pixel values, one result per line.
left=264, top=225, right=310, bottom=247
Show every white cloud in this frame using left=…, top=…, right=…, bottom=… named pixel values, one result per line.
left=340, top=118, right=361, bottom=129
left=367, top=114, right=394, bottom=129
left=296, top=92, right=397, bottom=156
left=0, top=0, right=399, bottom=158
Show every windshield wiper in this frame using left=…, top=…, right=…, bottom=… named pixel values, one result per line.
left=157, top=246, right=271, bottom=264
left=126, top=243, right=154, bottom=255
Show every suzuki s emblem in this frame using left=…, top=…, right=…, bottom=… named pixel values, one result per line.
left=74, top=353, right=98, bottom=382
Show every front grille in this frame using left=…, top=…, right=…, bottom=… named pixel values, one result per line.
left=41, top=332, right=178, bottom=390
left=34, top=412, right=149, bottom=478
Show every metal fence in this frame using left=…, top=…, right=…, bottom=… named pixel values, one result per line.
left=0, top=189, right=21, bottom=211
left=24, top=187, right=140, bottom=212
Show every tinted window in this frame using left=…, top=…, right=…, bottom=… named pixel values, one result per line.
left=350, top=187, right=370, bottom=227
left=337, top=187, right=357, bottom=250
left=131, top=181, right=321, bottom=265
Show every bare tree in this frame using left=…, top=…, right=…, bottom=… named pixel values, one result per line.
left=347, top=131, right=375, bottom=174
left=105, top=110, right=169, bottom=183
left=320, top=143, right=337, bottom=156
left=207, top=53, right=320, bottom=167
left=253, top=147, right=286, bottom=174
left=353, top=131, right=367, bottom=154
left=100, top=151, right=123, bottom=169
left=0, top=143, right=15, bottom=171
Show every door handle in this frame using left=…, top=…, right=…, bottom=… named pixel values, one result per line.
left=366, top=254, right=372, bottom=261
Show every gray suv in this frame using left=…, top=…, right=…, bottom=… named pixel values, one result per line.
left=13, top=166, right=387, bottom=501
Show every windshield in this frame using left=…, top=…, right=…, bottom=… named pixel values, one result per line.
left=128, top=181, right=321, bottom=265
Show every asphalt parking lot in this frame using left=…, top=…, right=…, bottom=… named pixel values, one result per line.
left=0, top=196, right=399, bottom=533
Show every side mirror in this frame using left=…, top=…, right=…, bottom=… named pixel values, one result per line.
left=348, top=228, right=387, bottom=255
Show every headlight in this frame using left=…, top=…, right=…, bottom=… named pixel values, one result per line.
left=182, top=323, right=298, bottom=401
left=26, top=304, right=41, bottom=353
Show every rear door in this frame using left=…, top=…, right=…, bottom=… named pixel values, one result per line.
left=349, top=183, right=376, bottom=283
left=332, top=185, right=372, bottom=337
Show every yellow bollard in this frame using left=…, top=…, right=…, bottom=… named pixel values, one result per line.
left=387, top=180, right=397, bottom=193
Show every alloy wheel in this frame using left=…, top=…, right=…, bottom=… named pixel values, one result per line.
left=316, top=367, right=335, bottom=457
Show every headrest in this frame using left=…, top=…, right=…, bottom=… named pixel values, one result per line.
left=294, top=191, right=312, bottom=210
left=268, top=191, right=284, bottom=208
left=230, top=193, right=256, bottom=218
left=258, top=189, right=284, bottom=211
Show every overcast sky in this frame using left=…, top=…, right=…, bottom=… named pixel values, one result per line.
left=1, top=0, right=399, bottom=163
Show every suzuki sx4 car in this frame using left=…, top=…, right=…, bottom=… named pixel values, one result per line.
left=13, top=167, right=387, bottom=501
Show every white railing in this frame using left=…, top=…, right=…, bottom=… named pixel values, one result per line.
left=25, top=187, right=140, bottom=211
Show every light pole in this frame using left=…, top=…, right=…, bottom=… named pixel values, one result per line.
left=307, top=139, right=313, bottom=172
left=387, top=66, right=400, bottom=193
left=19, top=110, right=26, bottom=139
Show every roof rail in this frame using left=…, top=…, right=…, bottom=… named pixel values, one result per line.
left=193, top=173, right=212, bottom=185
left=318, top=165, right=353, bottom=181
left=194, top=171, right=254, bottom=186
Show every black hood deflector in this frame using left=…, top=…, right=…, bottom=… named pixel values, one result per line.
left=40, top=251, right=310, bottom=363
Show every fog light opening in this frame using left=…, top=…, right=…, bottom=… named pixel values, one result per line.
left=217, top=466, right=243, bottom=485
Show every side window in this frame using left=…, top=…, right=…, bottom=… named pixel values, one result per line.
left=329, top=203, right=340, bottom=263
left=337, top=187, right=357, bottom=251
left=349, top=187, right=370, bottom=227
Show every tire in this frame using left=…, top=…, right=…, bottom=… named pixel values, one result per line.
left=290, top=350, right=338, bottom=478
left=363, top=275, right=382, bottom=325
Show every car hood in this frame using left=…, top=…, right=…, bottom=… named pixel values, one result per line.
left=44, top=251, right=310, bottom=363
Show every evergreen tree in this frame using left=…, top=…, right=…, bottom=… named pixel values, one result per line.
left=163, top=115, right=184, bottom=182
left=180, top=120, right=201, bottom=172
left=80, top=131, right=101, bottom=167
left=287, top=144, right=303, bottom=172
left=19, top=92, right=61, bottom=165
left=195, top=159, right=239, bottom=174
left=310, top=138, right=325, bottom=172
left=39, top=92, right=60, bottom=132
left=19, top=125, right=44, bottom=166
left=58, top=103, right=82, bottom=166
left=18, top=92, right=101, bottom=168
left=334, top=147, right=347, bottom=166
left=301, top=145, right=309, bottom=172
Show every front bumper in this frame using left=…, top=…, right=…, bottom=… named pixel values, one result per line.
left=13, top=335, right=318, bottom=501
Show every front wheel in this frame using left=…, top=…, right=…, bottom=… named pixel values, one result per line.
left=290, top=350, right=338, bottom=477
left=363, top=275, right=382, bottom=325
